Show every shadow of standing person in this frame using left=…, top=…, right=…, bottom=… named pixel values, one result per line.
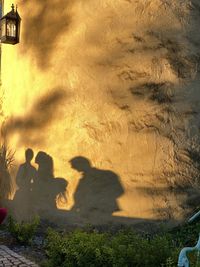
left=13, top=148, right=37, bottom=220
left=69, top=156, right=124, bottom=223
left=32, top=151, right=68, bottom=218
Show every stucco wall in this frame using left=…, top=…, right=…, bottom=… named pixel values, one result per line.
left=1, top=0, right=200, bottom=226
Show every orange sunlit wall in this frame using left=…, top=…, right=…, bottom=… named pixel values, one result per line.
left=1, top=0, right=198, bottom=225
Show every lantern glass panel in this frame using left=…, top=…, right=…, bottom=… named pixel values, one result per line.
left=6, top=19, right=16, bottom=37
left=1, top=18, right=6, bottom=38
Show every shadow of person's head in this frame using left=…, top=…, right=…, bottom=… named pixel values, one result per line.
left=69, top=156, right=91, bottom=173
left=25, top=148, right=34, bottom=163
left=35, top=151, right=54, bottom=178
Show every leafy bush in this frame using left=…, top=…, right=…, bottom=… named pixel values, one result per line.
left=0, top=144, right=14, bottom=199
left=110, top=231, right=178, bottom=267
left=43, top=228, right=180, bottom=267
left=44, top=228, right=112, bottom=267
left=170, top=221, right=200, bottom=247
left=7, top=215, right=40, bottom=244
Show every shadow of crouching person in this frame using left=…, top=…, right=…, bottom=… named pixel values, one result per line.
left=69, top=156, right=124, bottom=223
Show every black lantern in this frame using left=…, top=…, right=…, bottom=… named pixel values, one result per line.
left=0, top=4, right=21, bottom=45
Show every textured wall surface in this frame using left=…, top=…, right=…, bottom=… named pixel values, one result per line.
left=1, top=0, right=200, bottom=226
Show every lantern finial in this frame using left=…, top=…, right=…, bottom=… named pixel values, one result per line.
left=11, top=4, right=15, bottom=12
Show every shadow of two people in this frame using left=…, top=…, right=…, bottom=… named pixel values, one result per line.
left=13, top=149, right=67, bottom=219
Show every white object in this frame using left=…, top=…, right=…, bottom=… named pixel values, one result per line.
left=178, top=235, right=200, bottom=267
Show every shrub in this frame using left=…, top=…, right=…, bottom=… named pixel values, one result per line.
left=110, top=230, right=178, bottom=267
left=44, top=228, right=179, bottom=267
left=45, top=228, right=112, bottom=267
left=0, top=144, right=14, bottom=200
left=7, top=215, right=40, bottom=245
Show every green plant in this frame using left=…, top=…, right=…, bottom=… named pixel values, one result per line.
left=45, top=228, right=112, bottom=267
left=7, top=215, right=40, bottom=244
left=0, top=143, right=14, bottom=199
left=44, top=228, right=179, bottom=267
left=161, top=257, right=176, bottom=267
left=110, top=230, right=178, bottom=267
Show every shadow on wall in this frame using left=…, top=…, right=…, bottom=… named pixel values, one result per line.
left=11, top=149, right=68, bottom=220
left=2, top=87, right=68, bottom=145
left=1, top=150, right=124, bottom=225
left=1, top=150, right=179, bottom=227
left=20, top=0, right=73, bottom=69
left=10, top=152, right=124, bottom=223
left=69, top=156, right=124, bottom=220
left=135, top=184, right=200, bottom=221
